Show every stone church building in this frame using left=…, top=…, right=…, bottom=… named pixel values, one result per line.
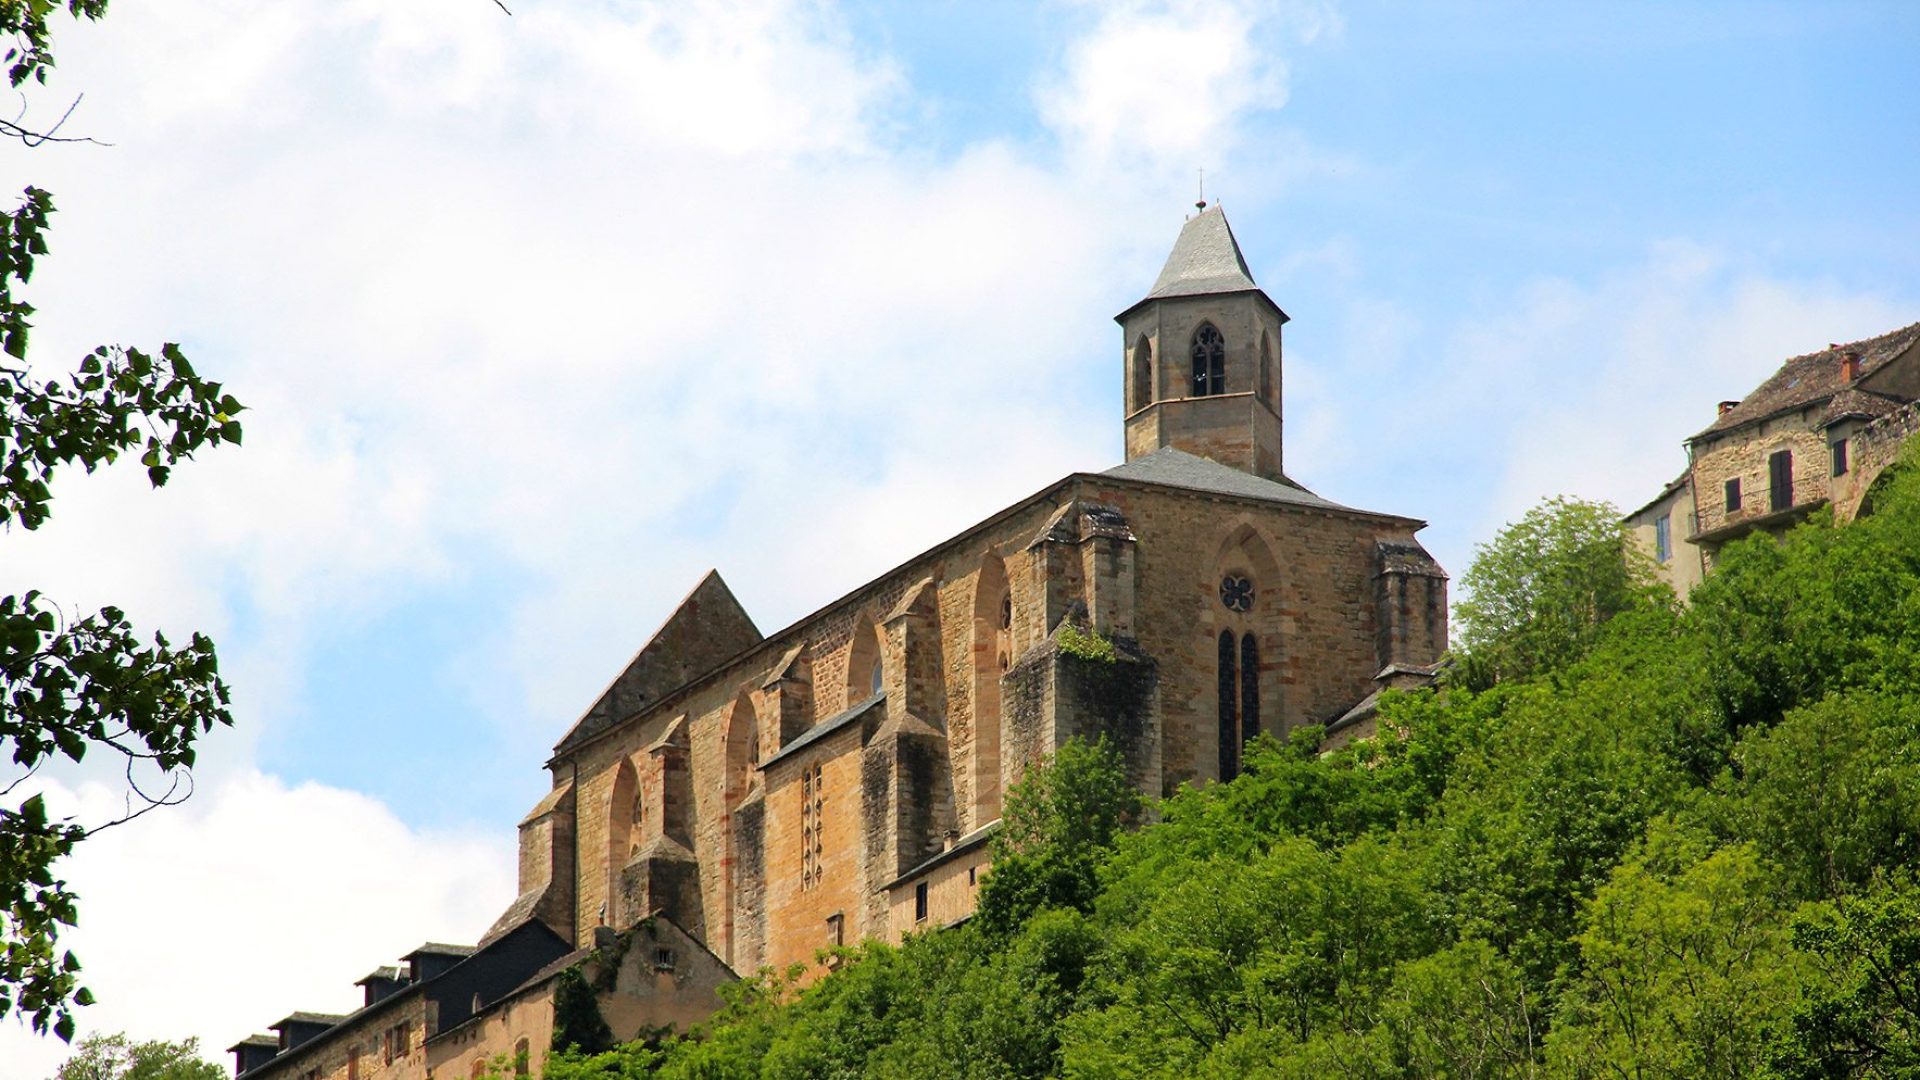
left=226, top=206, right=1448, bottom=1079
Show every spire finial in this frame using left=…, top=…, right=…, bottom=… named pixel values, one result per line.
left=1196, top=167, right=1207, bottom=211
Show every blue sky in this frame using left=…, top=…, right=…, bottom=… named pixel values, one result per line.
left=3, top=0, right=1918, bottom=1066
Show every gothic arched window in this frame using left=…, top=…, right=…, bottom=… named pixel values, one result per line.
left=1191, top=324, right=1226, bottom=397
left=1131, top=334, right=1153, bottom=412
left=1217, top=630, right=1239, bottom=780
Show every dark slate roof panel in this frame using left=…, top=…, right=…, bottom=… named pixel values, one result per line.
left=1695, top=321, right=1920, bottom=439
left=759, top=693, right=884, bottom=770
left=405, top=942, right=477, bottom=959
left=1102, top=447, right=1347, bottom=510
left=1145, top=205, right=1259, bottom=300
left=273, top=1012, right=347, bottom=1027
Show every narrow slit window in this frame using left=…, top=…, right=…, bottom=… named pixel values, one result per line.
left=1832, top=438, right=1849, bottom=476
left=1239, top=634, right=1259, bottom=749
left=1725, top=478, right=1742, bottom=512
left=1217, top=630, right=1238, bottom=780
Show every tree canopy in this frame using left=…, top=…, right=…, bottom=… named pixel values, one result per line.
left=1452, top=494, right=1665, bottom=687
left=48, top=1032, right=225, bottom=1080
left=3, top=0, right=244, bottom=1044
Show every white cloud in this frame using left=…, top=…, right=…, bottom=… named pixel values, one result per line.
left=1036, top=0, right=1339, bottom=175
left=0, top=770, right=513, bottom=1078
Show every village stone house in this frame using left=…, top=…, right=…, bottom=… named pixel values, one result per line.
left=1630, top=322, right=1920, bottom=594
left=225, top=205, right=1448, bottom=1078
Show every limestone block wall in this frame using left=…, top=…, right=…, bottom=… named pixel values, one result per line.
left=1085, top=479, right=1425, bottom=791
left=762, top=723, right=872, bottom=971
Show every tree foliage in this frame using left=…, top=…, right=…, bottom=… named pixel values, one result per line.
left=48, top=1032, right=225, bottom=1080
left=1453, top=495, right=1664, bottom=686
left=3, top=2, right=244, bottom=1043
left=541, top=449, right=1920, bottom=1078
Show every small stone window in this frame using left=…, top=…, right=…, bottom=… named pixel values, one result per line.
left=654, top=947, right=677, bottom=972
left=1191, top=324, right=1226, bottom=396
left=514, top=1039, right=530, bottom=1078
left=1654, top=514, right=1671, bottom=563
left=915, top=880, right=930, bottom=923
left=869, top=658, right=883, bottom=697
left=1832, top=438, right=1849, bottom=476
left=1725, top=478, right=1742, bottom=513
left=827, top=912, right=844, bottom=946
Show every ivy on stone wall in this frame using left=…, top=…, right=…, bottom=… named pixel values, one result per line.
left=550, top=966, right=614, bottom=1055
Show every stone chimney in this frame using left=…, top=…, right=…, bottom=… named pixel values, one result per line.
left=1841, top=350, right=1862, bottom=383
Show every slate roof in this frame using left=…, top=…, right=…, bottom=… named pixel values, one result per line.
left=1145, top=205, right=1260, bottom=300
left=759, top=693, right=884, bottom=770
left=1102, top=447, right=1348, bottom=511
left=1694, top=321, right=1920, bottom=440
left=273, top=1012, right=347, bottom=1027
left=405, top=942, right=477, bottom=959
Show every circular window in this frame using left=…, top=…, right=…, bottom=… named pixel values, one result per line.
left=1219, top=574, right=1254, bottom=613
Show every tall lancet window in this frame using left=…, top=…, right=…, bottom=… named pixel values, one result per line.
left=1191, top=324, right=1226, bottom=396
left=1217, top=630, right=1239, bottom=780
left=1240, top=634, right=1260, bottom=752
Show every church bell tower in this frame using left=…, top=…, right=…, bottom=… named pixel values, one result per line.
left=1116, top=204, right=1289, bottom=481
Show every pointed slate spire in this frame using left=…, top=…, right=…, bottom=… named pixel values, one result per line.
left=1144, top=204, right=1258, bottom=300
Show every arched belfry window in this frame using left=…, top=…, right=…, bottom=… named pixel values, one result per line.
left=1131, top=335, right=1153, bottom=413
left=1191, top=324, right=1226, bottom=397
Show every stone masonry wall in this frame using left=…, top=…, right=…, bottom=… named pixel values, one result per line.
left=1834, top=400, right=1920, bottom=520
left=1690, top=412, right=1831, bottom=540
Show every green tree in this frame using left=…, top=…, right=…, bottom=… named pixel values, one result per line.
left=1453, top=495, right=1664, bottom=686
left=3, top=3, right=245, bottom=1042
left=1770, top=875, right=1920, bottom=1078
left=1544, top=829, right=1803, bottom=1080
left=48, top=1032, right=224, bottom=1080
left=973, top=737, right=1141, bottom=940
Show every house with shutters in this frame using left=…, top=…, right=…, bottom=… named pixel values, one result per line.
left=1629, top=321, right=1920, bottom=594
